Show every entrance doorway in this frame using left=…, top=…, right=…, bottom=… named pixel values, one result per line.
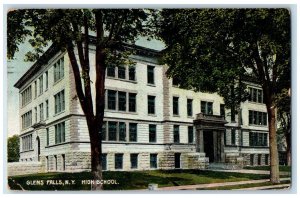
left=203, top=130, right=224, bottom=163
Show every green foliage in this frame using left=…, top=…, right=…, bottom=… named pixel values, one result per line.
left=7, top=135, right=20, bottom=162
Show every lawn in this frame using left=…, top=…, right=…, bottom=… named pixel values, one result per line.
left=8, top=169, right=269, bottom=191
left=243, top=166, right=291, bottom=172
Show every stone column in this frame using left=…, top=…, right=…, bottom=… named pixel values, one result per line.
left=199, top=129, right=204, bottom=153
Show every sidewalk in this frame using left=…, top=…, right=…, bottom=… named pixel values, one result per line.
left=207, top=169, right=291, bottom=176
left=157, top=178, right=290, bottom=190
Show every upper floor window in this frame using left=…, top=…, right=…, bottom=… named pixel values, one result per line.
left=231, top=129, right=236, bottom=145
left=54, top=57, right=64, bottom=83
left=148, top=95, right=156, bottom=114
left=21, top=110, right=32, bottom=130
left=45, top=71, right=49, bottom=90
left=55, top=122, right=65, bottom=144
left=118, top=65, right=126, bottom=79
left=54, top=90, right=65, bottom=114
left=107, top=90, right=117, bottom=110
left=172, top=76, right=180, bottom=87
left=173, top=125, right=180, bottom=143
left=102, top=121, right=137, bottom=142
left=45, top=100, right=49, bottom=119
left=249, top=87, right=263, bottom=103
left=39, top=103, right=44, bottom=121
left=201, top=101, right=213, bottom=115
left=106, top=90, right=136, bottom=112
left=39, top=75, right=43, bottom=95
left=129, top=66, right=136, bottom=81
left=187, top=99, right=193, bottom=117
left=21, top=85, right=32, bottom=107
left=107, top=66, right=116, bottom=77
left=34, top=80, right=37, bottom=98
left=34, top=106, right=37, bottom=123
left=173, top=97, right=179, bottom=116
left=46, top=128, right=49, bottom=146
left=149, top=124, right=156, bottom=143
left=129, top=123, right=138, bottom=142
left=129, top=93, right=137, bottom=112
left=249, top=132, right=268, bottom=147
left=118, top=91, right=126, bottom=111
left=147, top=65, right=155, bottom=84
left=249, top=110, right=267, bottom=126
left=106, top=64, right=136, bottom=82
left=220, top=104, right=225, bottom=117
left=188, top=126, right=194, bottom=143
left=21, top=134, right=32, bottom=151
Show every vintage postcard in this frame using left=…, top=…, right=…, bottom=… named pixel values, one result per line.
left=5, top=7, right=292, bottom=192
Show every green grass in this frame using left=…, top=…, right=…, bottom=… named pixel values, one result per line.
left=244, top=166, right=291, bottom=172
left=8, top=169, right=269, bottom=191
left=197, top=180, right=291, bottom=190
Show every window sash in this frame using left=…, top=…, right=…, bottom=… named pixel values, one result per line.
left=188, top=126, right=194, bottom=143
left=187, top=99, right=193, bottom=116
left=147, top=66, right=155, bottom=84
left=149, top=124, right=156, bottom=142
left=115, top=154, right=123, bottom=169
left=129, top=123, right=137, bottom=142
left=150, top=154, right=157, bottom=168
left=130, top=154, right=138, bottom=169
left=118, top=92, right=126, bottom=111
left=173, top=97, right=179, bottom=115
left=129, top=67, right=136, bottom=81
left=118, top=66, right=126, bottom=79
left=119, top=122, right=126, bottom=141
left=173, top=125, right=180, bottom=143
left=129, top=93, right=136, bottom=112
left=108, top=122, right=117, bottom=141
left=101, top=154, right=107, bottom=170
left=108, top=90, right=117, bottom=110
left=148, top=96, right=155, bottom=114
left=107, top=66, right=115, bottom=77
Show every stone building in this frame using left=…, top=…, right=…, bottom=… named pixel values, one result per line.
left=14, top=42, right=270, bottom=172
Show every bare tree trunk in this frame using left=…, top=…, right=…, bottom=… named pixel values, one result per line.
left=267, top=104, right=280, bottom=184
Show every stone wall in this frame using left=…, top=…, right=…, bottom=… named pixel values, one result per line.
left=7, top=162, right=45, bottom=176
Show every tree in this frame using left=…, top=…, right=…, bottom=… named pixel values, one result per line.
left=7, top=135, right=20, bottom=162
left=7, top=9, right=156, bottom=190
left=157, top=9, right=290, bottom=184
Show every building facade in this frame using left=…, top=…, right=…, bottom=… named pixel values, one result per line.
left=14, top=44, right=270, bottom=172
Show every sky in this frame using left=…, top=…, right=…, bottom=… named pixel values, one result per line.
left=6, top=36, right=165, bottom=137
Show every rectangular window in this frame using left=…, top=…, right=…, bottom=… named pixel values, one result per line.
left=55, top=122, right=65, bottom=144
left=54, top=57, right=64, bottom=82
left=108, top=121, right=117, bottom=141
left=258, top=154, right=262, bottom=165
left=249, top=132, right=268, bottom=147
left=118, top=91, right=127, bottom=111
left=39, top=103, right=44, bottom=121
left=62, top=154, right=65, bottom=171
left=231, top=129, right=236, bottom=145
left=34, top=81, right=37, bottom=98
left=45, top=71, right=48, bottom=90
left=107, top=90, right=117, bottom=110
left=54, top=90, right=65, bottom=114
left=119, top=122, right=126, bottom=141
left=39, top=75, right=43, bottom=95
left=102, top=154, right=107, bottom=170
left=187, top=99, right=193, bottom=117
left=249, top=87, right=263, bottom=103
left=175, top=153, right=181, bottom=168
left=173, top=125, right=180, bottom=143
left=249, top=110, right=267, bottom=126
left=147, top=65, right=155, bottom=84
left=150, top=154, right=157, bottom=168
left=34, top=107, right=37, bottom=123
left=129, top=66, right=136, bottom=81
left=148, top=95, right=156, bottom=114
left=220, top=104, right=225, bottom=117
left=21, top=85, right=32, bottom=106
left=129, top=93, right=136, bottom=112
left=173, top=96, right=179, bottom=116
left=250, top=154, right=254, bottom=166
left=115, top=154, right=123, bottom=169
left=21, top=111, right=32, bottom=129
left=201, top=101, right=213, bottom=115
left=129, top=123, right=137, bottom=142
left=130, top=154, right=138, bottom=169
left=21, top=134, right=32, bottom=151
left=101, top=121, right=107, bottom=141
left=118, top=66, right=126, bottom=79
left=46, top=128, right=49, bottom=146
left=107, top=66, right=115, bottom=77
left=188, top=126, right=194, bottom=143
left=265, top=154, right=269, bottom=165
left=45, top=100, right=49, bottom=119
left=149, top=124, right=156, bottom=143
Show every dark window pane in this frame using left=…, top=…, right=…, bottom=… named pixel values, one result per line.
left=173, top=125, right=180, bottom=143
left=115, top=154, right=123, bottom=169
left=129, top=123, right=137, bottom=142
left=118, top=66, right=126, bottom=79
left=107, top=66, right=115, bottom=77
left=118, top=91, right=126, bottom=111
left=129, top=93, right=136, bottom=112
left=188, top=126, right=194, bottom=143
left=220, top=104, right=225, bottom=117
left=129, top=66, right=136, bottom=81
left=101, top=121, right=107, bottom=141
left=108, top=90, right=116, bottom=110
left=231, top=129, right=236, bottom=145
left=173, top=97, right=179, bottom=115
left=147, top=65, right=155, bottom=84
left=150, top=154, right=157, bottom=168
left=187, top=99, right=193, bottom=117
left=175, top=153, right=181, bottom=168
left=148, top=95, right=155, bottom=114
left=119, top=122, right=126, bottom=141
left=130, top=154, right=138, bottom=169
left=207, top=102, right=213, bottom=115
left=108, top=122, right=117, bottom=141
left=149, top=124, right=156, bottom=142
left=101, top=154, right=107, bottom=170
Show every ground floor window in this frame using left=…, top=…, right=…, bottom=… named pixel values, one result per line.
left=115, top=154, right=123, bottom=170
left=257, top=154, right=262, bottom=165
left=250, top=154, right=254, bottom=166
left=150, top=154, right=157, bottom=168
left=130, top=154, right=138, bottom=169
left=175, top=153, right=181, bottom=168
left=62, top=154, right=65, bottom=171
left=102, top=154, right=107, bottom=170
left=265, top=154, right=269, bottom=165
left=54, top=155, right=58, bottom=170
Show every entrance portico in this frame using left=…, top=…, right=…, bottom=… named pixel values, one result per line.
left=194, top=113, right=227, bottom=163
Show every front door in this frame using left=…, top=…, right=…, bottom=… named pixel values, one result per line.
left=203, top=131, right=224, bottom=163
left=203, top=131, right=214, bottom=162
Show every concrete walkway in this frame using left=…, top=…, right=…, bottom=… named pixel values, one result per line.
left=207, top=169, right=291, bottom=176
left=157, top=178, right=290, bottom=190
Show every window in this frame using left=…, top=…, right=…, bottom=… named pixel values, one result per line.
left=54, top=90, right=65, bottom=114
left=201, top=101, right=213, bottom=115
left=231, top=129, right=236, bottom=145
left=149, top=124, right=156, bottom=143
left=45, top=100, right=49, bottom=119
left=249, top=87, right=263, bottom=103
left=173, top=97, right=179, bottom=116
left=172, top=76, right=180, bottom=86
left=55, top=122, right=65, bottom=144
left=129, top=93, right=136, bottom=112
left=22, top=134, right=32, bottom=151
left=173, top=125, right=180, bottom=143
left=148, top=95, right=155, bottom=114
left=129, top=123, right=137, bottom=142
left=107, top=90, right=117, bottom=110
left=188, top=126, right=194, bottom=143
left=187, top=99, right=193, bottom=117
left=39, top=103, right=44, bottom=121
left=249, top=110, right=267, bottom=126
left=115, top=154, right=123, bottom=169
left=54, top=155, right=58, bottom=170
left=147, top=65, right=155, bottom=84
left=129, top=66, right=136, bottom=81
left=34, top=107, right=37, bottom=123
left=46, top=128, right=49, bottom=146
left=265, top=154, right=269, bottom=165
left=102, top=154, right=107, bottom=170
left=21, top=111, right=32, bottom=129
left=62, top=154, right=66, bottom=171
left=34, top=81, right=37, bottom=98
left=250, top=154, right=255, bottom=166
left=119, top=122, right=126, bottom=141
left=118, top=91, right=126, bottom=111
left=45, top=71, right=48, bottom=90
left=118, top=66, right=126, bottom=79
left=54, top=57, right=64, bottom=82
left=249, top=132, right=268, bottom=147
left=21, top=85, right=32, bottom=107
left=108, top=121, right=117, bottom=141
left=150, top=154, right=157, bottom=168
left=220, top=104, right=225, bottom=117
left=39, top=75, right=43, bottom=95
left=130, top=154, right=138, bottom=169
left=258, top=154, right=262, bottom=165
left=175, top=153, right=181, bottom=168
left=107, top=66, right=115, bottom=77
left=101, top=121, right=107, bottom=141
